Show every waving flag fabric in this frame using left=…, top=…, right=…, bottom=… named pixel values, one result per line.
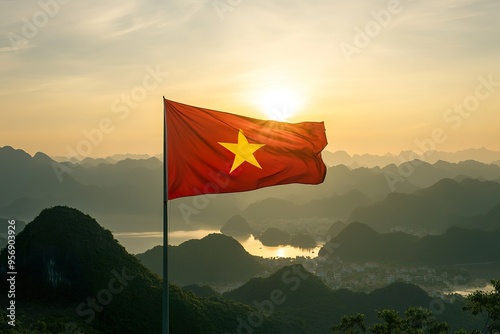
left=165, top=98, right=327, bottom=200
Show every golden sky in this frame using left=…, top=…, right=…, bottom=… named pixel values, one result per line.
left=1, top=0, right=499, bottom=158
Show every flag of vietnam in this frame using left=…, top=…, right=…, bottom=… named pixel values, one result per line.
left=165, top=98, right=327, bottom=200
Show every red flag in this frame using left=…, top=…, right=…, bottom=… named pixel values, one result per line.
left=165, top=98, right=327, bottom=200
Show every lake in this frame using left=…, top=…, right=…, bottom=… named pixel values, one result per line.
left=114, top=229, right=323, bottom=258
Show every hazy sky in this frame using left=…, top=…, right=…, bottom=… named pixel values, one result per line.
left=1, top=0, right=499, bottom=158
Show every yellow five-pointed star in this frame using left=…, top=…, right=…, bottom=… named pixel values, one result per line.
left=218, top=130, right=266, bottom=173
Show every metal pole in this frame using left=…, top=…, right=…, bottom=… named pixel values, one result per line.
left=162, top=97, right=169, bottom=334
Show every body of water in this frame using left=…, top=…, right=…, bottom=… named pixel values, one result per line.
left=450, top=283, right=495, bottom=296
left=114, top=229, right=322, bottom=257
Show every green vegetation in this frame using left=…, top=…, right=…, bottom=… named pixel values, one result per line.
left=0, top=304, right=99, bottom=333
left=331, top=280, right=500, bottom=334
left=169, top=283, right=310, bottom=333
left=0, top=206, right=162, bottom=334
left=332, top=308, right=449, bottom=334
left=0, top=194, right=498, bottom=333
left=462, top=280, right=500, bottom=333
left=136, top=233, right=264, bottom=284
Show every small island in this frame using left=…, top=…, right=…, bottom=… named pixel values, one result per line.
left=220, top=215, right=252, bottom=238
left=257, top=228, right=290, bottom=246
left=289, top=233, right=317, bottom=249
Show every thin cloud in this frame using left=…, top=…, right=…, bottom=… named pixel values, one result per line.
left=1, top=0, right=499, bottom=155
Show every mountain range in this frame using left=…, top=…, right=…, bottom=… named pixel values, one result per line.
left=320, top=222, right=500, bottom=269
left=0, top=206, right=303, bottom=333
left=223, top=264, right=481, bottom=333
left=53, top=147, right=500, bottom=169
left=0, top=206, right=492, bottom=333
left=454, top=201, right=500, bottom=231
left=323, top=148, right=500, bottom=167
left=2, top=145, right=500, bottom=238
left=0, top=146, right=162, bottom=233
left=348, top=178, right=500, bottom=233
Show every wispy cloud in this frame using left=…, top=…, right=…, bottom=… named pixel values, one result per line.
left=0, top=0, right=499, bottom=155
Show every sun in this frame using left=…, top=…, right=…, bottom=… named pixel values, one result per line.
left=258, top=88, right=301, bottom=121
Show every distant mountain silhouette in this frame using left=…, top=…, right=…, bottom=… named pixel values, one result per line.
left=324, top=148, right=500, bottom=167
left=0, top=147, right=311, bottom=231
left=327, top=221, right=346, bottom=239
left=349, top=178, right=500, bottom=233
left=51, top=153, right=154, bottom=163
left=0, top=206, right=161, bottom=333
left=167, top=166, right=380, bottom=229
left=243, top=190, right=372, bottom=222
left=436, top=159, right=500, bottom=179
left=323, top=150, right=403, bottom=168
left=455, top=201, right=500, bottom=231
left=233, top=159, right=500, bottom=213
left=135, top=245, right=163, bottom=276
left=0, top=146, right=483, bottom=235
left=168, top=194, right=242, bottom=230
left=302, top=190, right=371, bottom=220
left=177, top=163, right=418, bottom=221
left=0, top=147, right=86, bottom=217
left=322, top=150, right=348, bottom=166
left=431, top=147, right=500, bottom=164
left=328, top=165, right=419, bottom=201
left=413, top=226, right=500, bottom=266
left=382, top=160, right=450, bottom=189
left=320, top=222, right=500, bottom=268
left=220, top=215, right=252, bottom=237
left=108, top=153, right=156, bottom=161
left=0, top=146, right=162, bottom=232
left=136, top=234, right=263, bottom=284
left=67, top=156, right=161, bottom=187
left=243, top=197, right=301, bottom=219
left=382, top=159, right=500, bottom=189
left=3, top=146, right=500, bottom=235
left=80, top=156, right=117, bottom=166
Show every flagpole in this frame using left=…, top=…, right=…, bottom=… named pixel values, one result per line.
left=163, top=96, right=169, bottom=334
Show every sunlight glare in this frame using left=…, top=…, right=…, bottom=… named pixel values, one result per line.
left=258, top=89, right=301, bottom=121
left=276, top=247, right=286, bottom=258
